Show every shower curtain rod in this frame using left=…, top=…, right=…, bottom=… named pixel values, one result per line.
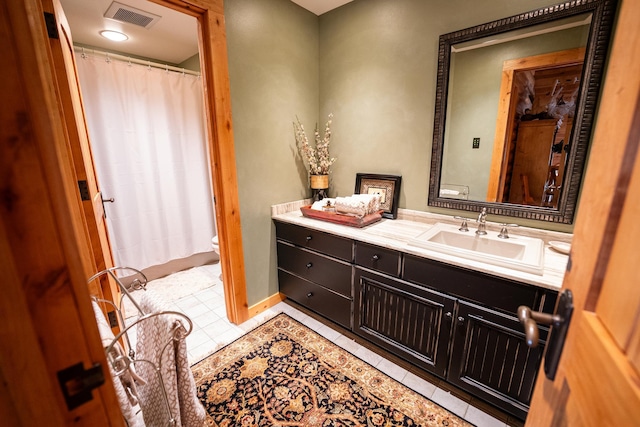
left=73, top=46, right=201, bottom=77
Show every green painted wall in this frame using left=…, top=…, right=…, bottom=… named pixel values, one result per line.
left=225, top=0, right=319, bottom=305
left=225, top=0, right=579, bottom=306
left=318, top=0, right=564, bottom=213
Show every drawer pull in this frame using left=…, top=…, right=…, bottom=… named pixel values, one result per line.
left=372, top=254, right=380, bottom=261
left=457, top=316, right=465, bottom=323
left=306, top=262, right=313, bottom=269
left=445, top=311, right=452, bottom=318
left=307, top=292, right=313, bottom=298
left=306, top=235, right=312, bottom=241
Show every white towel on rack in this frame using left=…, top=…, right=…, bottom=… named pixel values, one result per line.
left=135, top=290, right=205, bottom=427
left=91, top=301, right=145, bottom=427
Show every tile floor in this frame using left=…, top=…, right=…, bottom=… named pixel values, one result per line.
left=136, top=263, right=515, bottom=427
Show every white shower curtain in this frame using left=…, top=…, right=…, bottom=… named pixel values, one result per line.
left=76, top=55, right=215, bottom=271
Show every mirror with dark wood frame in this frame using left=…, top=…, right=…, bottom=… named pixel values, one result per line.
left=428, top=0, right=617, bottom=223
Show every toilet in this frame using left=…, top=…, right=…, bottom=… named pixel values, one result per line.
left=211, top=235, right=220, bottom=256
left=211, top=235, right=223, bottom=281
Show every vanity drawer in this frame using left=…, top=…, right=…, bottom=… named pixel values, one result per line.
left=275, top=221, right=353, bottom=261
left=277, top=241, right=352, bottom=297
left=278, top=270, right=351, bottom=329
left=403, top=255, right=538, bottom=314
left=355, top=242, right=401, bottom=277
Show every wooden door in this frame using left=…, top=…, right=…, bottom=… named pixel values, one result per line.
left=43, top=0, right=118, bottom=306
left=2, top=0, right=243, bottom=423
left=1, top=0, right=124, bottom=424
left=506, top=118, right=571, bottom=207
left=526, top=0, right=640, bottom=423
left=507, top=120, right=557, bottom=205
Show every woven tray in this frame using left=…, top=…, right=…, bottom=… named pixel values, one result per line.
left=300, top=205, right=383, bottom=228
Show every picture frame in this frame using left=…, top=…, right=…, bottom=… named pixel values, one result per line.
left=354, top=173, right=402, bottom=219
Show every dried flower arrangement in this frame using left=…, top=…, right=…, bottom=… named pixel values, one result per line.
left=293, top=114, right=336, bottom=175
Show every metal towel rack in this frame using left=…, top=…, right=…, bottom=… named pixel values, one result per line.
left=89, top=267, right=195, bottom=426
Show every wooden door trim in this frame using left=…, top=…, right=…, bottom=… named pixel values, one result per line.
left=129, top=0, right=250, bottom=324
left=486, top=48, right=586, bottom=201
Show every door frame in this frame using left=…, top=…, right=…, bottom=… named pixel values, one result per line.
left=106, top=0, right=250, bottom=324
left=486, top=48, right=585, bottom=202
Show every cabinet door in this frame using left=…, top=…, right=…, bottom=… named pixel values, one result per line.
left=354, top=268, right=455, bottom=377
left=448, top=301, right=548, bottom=420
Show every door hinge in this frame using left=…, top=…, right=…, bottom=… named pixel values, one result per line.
left=78, top=180, right=90, bottom=201
left=44, top=12, right=59, bottom=39
left=107, top=310, right=118, bottom=328
left=57, top=362, right=105, bottom=410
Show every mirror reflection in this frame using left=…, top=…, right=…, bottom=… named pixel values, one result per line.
left=429, top=0, right=617, bottom=224
left=440, top=15, right=590, bottom=207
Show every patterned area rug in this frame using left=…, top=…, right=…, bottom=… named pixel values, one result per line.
left=191, top=314, right=472, bottom=426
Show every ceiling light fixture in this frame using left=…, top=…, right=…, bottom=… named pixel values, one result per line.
left=100, top=30, right=129, bottom=42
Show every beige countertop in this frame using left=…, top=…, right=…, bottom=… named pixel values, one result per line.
left=272, top=200, right=571, bottom=291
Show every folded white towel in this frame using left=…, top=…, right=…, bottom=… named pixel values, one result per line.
left=335, top=194, right=380, bottom=218
left=311, top=198, right=335, bottom=211
left=352, top=194, right=381, bottom=213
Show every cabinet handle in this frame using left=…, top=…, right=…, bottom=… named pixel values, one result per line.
left=306, top=262, right=313, bottom=269
left=445, top=311, right=452, bottom=318
left=372, top=254, right=380, bottom=261
left=306, top=235, right=312, bottom=241
left=457, top=316, right=465, bottom=323
left=307, top=292, right=313, bottom=298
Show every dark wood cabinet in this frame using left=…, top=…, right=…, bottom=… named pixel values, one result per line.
left=354, top=241, right=401, bottom=276
left=274, top=220, right=558, bottom=420
left=354, top=267, right=455, bottom=376
left=278, top=270, right=352, bottom=329
left=401, top=254, right=556, bottom=419
left=277, top=242, right=352, bottom=296
left=403, top=254, right=541, bottom=315
left=275, top=221, right=354, bottom=329
left=275, top=221, right=352, bottom=261
left=448, top=300, right=548, bottom=420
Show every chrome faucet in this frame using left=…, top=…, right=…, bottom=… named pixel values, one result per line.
left=476, top=207, right=487, bottom=235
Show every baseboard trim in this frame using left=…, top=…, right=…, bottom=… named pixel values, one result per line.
left=248, top=292, right=286, bottom=318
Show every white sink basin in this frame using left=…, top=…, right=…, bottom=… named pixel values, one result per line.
left=408, top=222, right=545, bottom=275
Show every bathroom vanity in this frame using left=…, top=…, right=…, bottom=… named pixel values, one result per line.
left=273, top=202, right=569, bottom=420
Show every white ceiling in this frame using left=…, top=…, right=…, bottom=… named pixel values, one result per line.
left=60, top=0, right=353, bottom=65
left=290, top=0, right=352, bottom=15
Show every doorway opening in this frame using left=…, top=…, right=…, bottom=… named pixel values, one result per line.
left=59, top=0, right=248, bottom=324
left=486, top=48, right=585, bottom=208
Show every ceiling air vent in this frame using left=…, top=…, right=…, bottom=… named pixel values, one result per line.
left=104, top=1, right=161, bottom=29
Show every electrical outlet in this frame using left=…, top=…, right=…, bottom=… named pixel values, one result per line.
left=472, top=137, right=480, bottom=149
